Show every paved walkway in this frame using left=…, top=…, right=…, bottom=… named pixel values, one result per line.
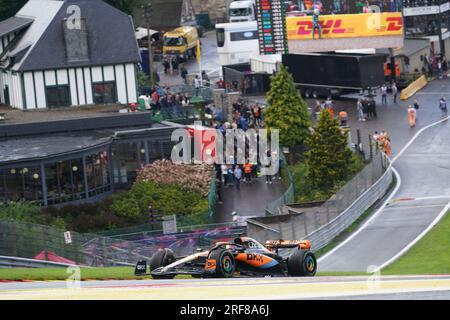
left=214, top=176, right=286, bottom=223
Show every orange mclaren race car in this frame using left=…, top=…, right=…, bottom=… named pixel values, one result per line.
left=134, top=237, right=317, bottom=279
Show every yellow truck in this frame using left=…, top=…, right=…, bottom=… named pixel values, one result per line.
left=162, top=26, right=199, bottom=61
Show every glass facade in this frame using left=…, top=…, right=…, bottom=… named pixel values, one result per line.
left=112, top=139, right=174, bottom=187
left=0, top=167, right=42, bottom=203
left=0, top=137, right=175, bottom=206
left=45, top=158, right=85, bottom=205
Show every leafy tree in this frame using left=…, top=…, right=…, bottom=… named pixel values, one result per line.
left=305, top=110, right=354, bottom=191
left=264, top=64, right=311, bottom=149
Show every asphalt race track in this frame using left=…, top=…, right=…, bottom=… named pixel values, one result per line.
left=1, top=275, right=450, bottom=300
left=319, top=118, right=450, bottom=272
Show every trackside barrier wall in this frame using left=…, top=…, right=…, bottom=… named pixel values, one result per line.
left=248, top=152, right=393, bottom=250
left=400, top=75, right=428, bottom=100
left=306, top=155, right=393, bottom=251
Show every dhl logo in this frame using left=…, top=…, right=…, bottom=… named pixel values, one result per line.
left=287, top=13, right=404, bottom=40
left=246, top=253, right=264, bottom=262
left=296, top=19, right=347, bottom=35
left=236, top=253, right=272, bottom=267
left=386, top=17, right=403, bottom=32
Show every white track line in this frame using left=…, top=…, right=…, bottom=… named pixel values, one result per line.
left=318, top=167, right=401, bottom=263
left=389, top=195, right=450, bottom=203
left=319, top=115, right=450, bottom=266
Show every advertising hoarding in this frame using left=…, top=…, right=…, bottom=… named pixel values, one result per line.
left=286, top=12, right=403, bottom=40
left=256, top=0, right=404, bottom=53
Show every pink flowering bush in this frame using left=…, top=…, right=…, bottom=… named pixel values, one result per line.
left=136, top=160, right=214, bottom=197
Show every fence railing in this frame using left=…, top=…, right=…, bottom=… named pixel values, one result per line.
left=264, top=152, right=296, bottom=215
left=0, top=255, right=80, bottom=268
left=0, top=219, right=156, bottom=267
left=304, top=156, right=393, bottom=251
left=248, top=152, right=392, bottom=248
left=0, top=218, right=247, bottom=266
left=138, top=85, right=213, bottom=102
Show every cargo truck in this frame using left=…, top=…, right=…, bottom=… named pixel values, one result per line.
left=163, top=26, right=199, bottom=61
left=282, top=52, right=387, bottom=98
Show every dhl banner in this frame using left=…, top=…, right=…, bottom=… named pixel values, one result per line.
left=286, top=13, right=403, bottom=40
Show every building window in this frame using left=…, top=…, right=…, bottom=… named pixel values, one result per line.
left=117, top=142, right=139, bottom=184
left=92, top=82, right=117, bottom=104
left=86, top=150, right=111, bottom=197
left=0, top=167, right=43, bottom=204
left=45, top=159, right=86, bottom=205
left=216, top=28, right=225, bottom=47
left=46, top=85, right=71, bottom=107
left=148, top=141, right=162, bottom=163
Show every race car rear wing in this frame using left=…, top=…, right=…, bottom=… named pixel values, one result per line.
left=265, top=240, right=311, bottom=250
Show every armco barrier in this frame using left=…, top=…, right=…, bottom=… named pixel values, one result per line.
left=247, top=153, right=393, bottom=250
left=400, top=75, right=428, bottom=101
left=0, top=255, right=78, bottom=268
left=306, top=161, right=393, bottom=250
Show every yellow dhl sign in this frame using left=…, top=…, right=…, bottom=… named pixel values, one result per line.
left=286, top=13, right=403, bottom=40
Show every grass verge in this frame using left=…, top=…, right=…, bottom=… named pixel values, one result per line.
left=0, top=267, right=369, bottom=281
left=0, top=267, right=190, bottom=281
left=382, top=209, right=450, bottom=275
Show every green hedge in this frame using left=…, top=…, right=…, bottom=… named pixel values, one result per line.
left=0, top=181, right=209, bottom=234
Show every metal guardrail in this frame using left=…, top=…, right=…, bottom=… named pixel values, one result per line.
left=306, top=156, right=393, bottom=251
left=0, top=219, right=155, bottom=267
left=0, top=255, right=78, bottom=269
left=248, top=152, right=393, bottom=250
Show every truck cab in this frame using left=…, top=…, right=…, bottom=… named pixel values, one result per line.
left=228, top=0, right=256, bottom=22
left=163, top=26, right=199, bottom=61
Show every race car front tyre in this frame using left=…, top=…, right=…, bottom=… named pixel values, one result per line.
left=287, top=249, right=317, bottom=277
left=149, top=248, right=176, bottom=279
left=208, top=249, right=236, bottom=278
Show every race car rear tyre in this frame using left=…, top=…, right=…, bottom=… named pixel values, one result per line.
left=149, top=248, right=176, bottom=279
left=287, top=249, right=317, bottom=277
left=208, top=249, right=235, bottom=278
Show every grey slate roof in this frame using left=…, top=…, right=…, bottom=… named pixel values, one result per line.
left=0, top=16, right=34, bottom=38
left=17, top=0, right=141, bottom=72
left=0, top=133, right=112, bottom=164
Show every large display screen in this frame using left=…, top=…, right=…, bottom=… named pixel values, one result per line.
left=256, top=0, right=289, bottom=55
left=266, top=0, right=404, bottom=53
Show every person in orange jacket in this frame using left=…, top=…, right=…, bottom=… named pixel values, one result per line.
left=408, top=105, right=416, bottom=128
left=243, top=161, right=252, bottom=183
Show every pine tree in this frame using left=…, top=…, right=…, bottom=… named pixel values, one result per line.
left=264, top=65, right=311, bottom=149
left=305, top=110, right=354, bottom=191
